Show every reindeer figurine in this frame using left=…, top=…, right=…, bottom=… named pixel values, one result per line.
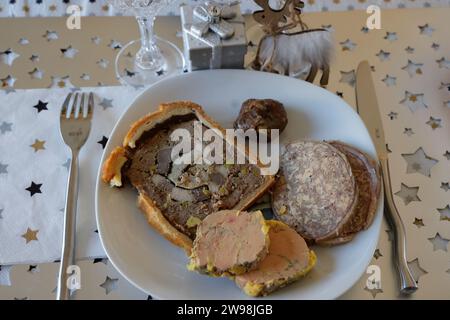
left=251, top=0, right=332, bottom=86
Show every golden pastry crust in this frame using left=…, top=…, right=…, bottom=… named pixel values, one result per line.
left=101, top=146, right=128, bottom=187
left=123, top=101, right=225, bottom=149
left=137, top=193, right=193, bottom=255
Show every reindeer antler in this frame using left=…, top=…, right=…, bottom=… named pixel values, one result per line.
left=253, top=0, right=306, bottom=34
left=253, top=0, right=291, bottom=34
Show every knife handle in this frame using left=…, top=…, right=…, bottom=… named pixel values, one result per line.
left=380, top=157, right=418, bottom=295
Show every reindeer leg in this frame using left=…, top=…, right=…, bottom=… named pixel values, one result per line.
left=306, top=65, right=318, bottom=83
left=261, top=35, right=278, bottom=73
left=320, top=67, right=330, bottom=87
left=251, top=35, right=268, bottom=70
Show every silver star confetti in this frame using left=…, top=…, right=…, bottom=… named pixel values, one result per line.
left=384, top=32, right=398, bottom=42
left=18, top=38, right=29, bottom=45
left=426, top=116, right=442, bottom=130
left=1, top=75, right=16, bottom=88
left=99, top=276, right=118, bottom=295
left=0, top=48, right=20, bottom=66
left=436, top=57, right=450, bottom=69
left=405, top=46, right=415, bottom=54
left=400, top=91, right=427, bottom=113
left=437, top=205, right=450, bottom=221
left=108, top=40, right=122, bottom=50
left=403, top=128, right=414, bottom=136
left=0, top=162, right=8, bottom=174
left=91, top=36, right=101, bottom=45
left=28, top=68, right=44, bottom=80
left=0, top=121, right=12, bottom=134
left=428, top=233, right=449, bottom=252
left=99, top=98, right=113, bottom=110
left=0, top=265, right=13, bottom=286
left=364, top=286, right=383, bottom=298
left=382, top=75, right=396, bottom=86
left=439, top=82, right=450, bottom=90
left=43, top=30, right=58, bottom=41
left=402, top=60, right=423, bottom=77
left=388, top=111, right=398, bottom=120
left=431, top=43, right=440, bottom=50
left=395, top=183, right=420, bottom=205
left=340, top=39, right=356, bottom=51
left=413, top=218, right=424, bottom=228
left=373, top=249, right=382, bottom=259
left=408, top=258, right=427, bottom=283
left=93, top=258, right=108, bottom=265
left=62, top=158, right=71, bottom=171
left=418, top=23, right=434, bottom=36
left=339, top=70, right=356, bottom=87
left=97, top=58, right=109, bottom=69
left=49, top=75, right=74, bottom=89
left=60, top=45, right=79, bottom=59
left=30, top=54, right=39, bottom=62
left=376, top=50, right=390, bottom=61
left=402, top=147, right=438, bottom=177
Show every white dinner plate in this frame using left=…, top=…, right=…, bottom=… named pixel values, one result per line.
left=95, top=69, right=383, bottom=300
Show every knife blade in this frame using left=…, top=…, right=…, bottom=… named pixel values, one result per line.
left=355, top=60, right=418, bottom=295
left=355, top=61, right=388, bottom=160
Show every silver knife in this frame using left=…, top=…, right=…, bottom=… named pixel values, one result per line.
left=355, top=60, right=418, bottom=295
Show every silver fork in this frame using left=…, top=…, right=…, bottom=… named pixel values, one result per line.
left=57, top=92, right=94, bottom=300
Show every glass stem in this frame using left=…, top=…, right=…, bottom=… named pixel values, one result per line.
left=135, top=14, right=163, bottom=70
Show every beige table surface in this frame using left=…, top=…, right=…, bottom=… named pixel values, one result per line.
left=1, top=8, right=450, bottom=299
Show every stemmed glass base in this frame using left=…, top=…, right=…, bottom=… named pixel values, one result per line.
left=115, top=37, right=185, bottom=87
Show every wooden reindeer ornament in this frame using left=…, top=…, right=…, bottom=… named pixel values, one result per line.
left=251, top=0, right=333, bottom=86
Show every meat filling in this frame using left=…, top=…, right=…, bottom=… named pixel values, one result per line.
left=125, top=114, right=267, bottom=239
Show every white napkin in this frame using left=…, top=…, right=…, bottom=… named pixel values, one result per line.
left=0, top=85, right=143, bottom=265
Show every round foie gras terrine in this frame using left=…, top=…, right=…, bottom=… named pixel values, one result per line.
left=272, top=140, right=358, bottom=243
left=235, top=220, right=316, bottom=297
left=318, top=141, right=381, bottom=245
left=101, top=101, right=275, bottom=255
left=187, top=210, right=270, bottom=277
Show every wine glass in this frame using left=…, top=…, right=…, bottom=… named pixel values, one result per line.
left=108, top=0, right=185, bottom=87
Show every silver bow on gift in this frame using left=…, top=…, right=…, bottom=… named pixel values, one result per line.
left=190, top=1, right=239, bottom=40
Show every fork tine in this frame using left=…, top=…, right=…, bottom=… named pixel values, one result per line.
left=70, top=93, right=79, bottom=118
left=80, top=93, right=86, bottom=118
left=61, top=93, right=72, bottom=118
left=87, top=92, right=94, bottom=119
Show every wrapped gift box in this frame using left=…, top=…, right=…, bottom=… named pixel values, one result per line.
left=180, top=3, right=247, bottom=71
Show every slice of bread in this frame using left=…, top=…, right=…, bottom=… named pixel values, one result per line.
left=272, top=141, right=358, bottom=243
left=102, top=101, right=275, bottom=255
left=235, top=220, right=316, bottom=297
left=187, top=210, right=270, bottom=277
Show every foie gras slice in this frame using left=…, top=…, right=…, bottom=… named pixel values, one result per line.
left=187, top=210, right=270, bottom=277
left=235, top=220, right=316, bottom=297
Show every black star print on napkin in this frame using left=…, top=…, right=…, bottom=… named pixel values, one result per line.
left=97, top=136, right=108, bottom=149
left=33, top=100, right=48, bottom=113
left=25, top=181, right=42, bottom=197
